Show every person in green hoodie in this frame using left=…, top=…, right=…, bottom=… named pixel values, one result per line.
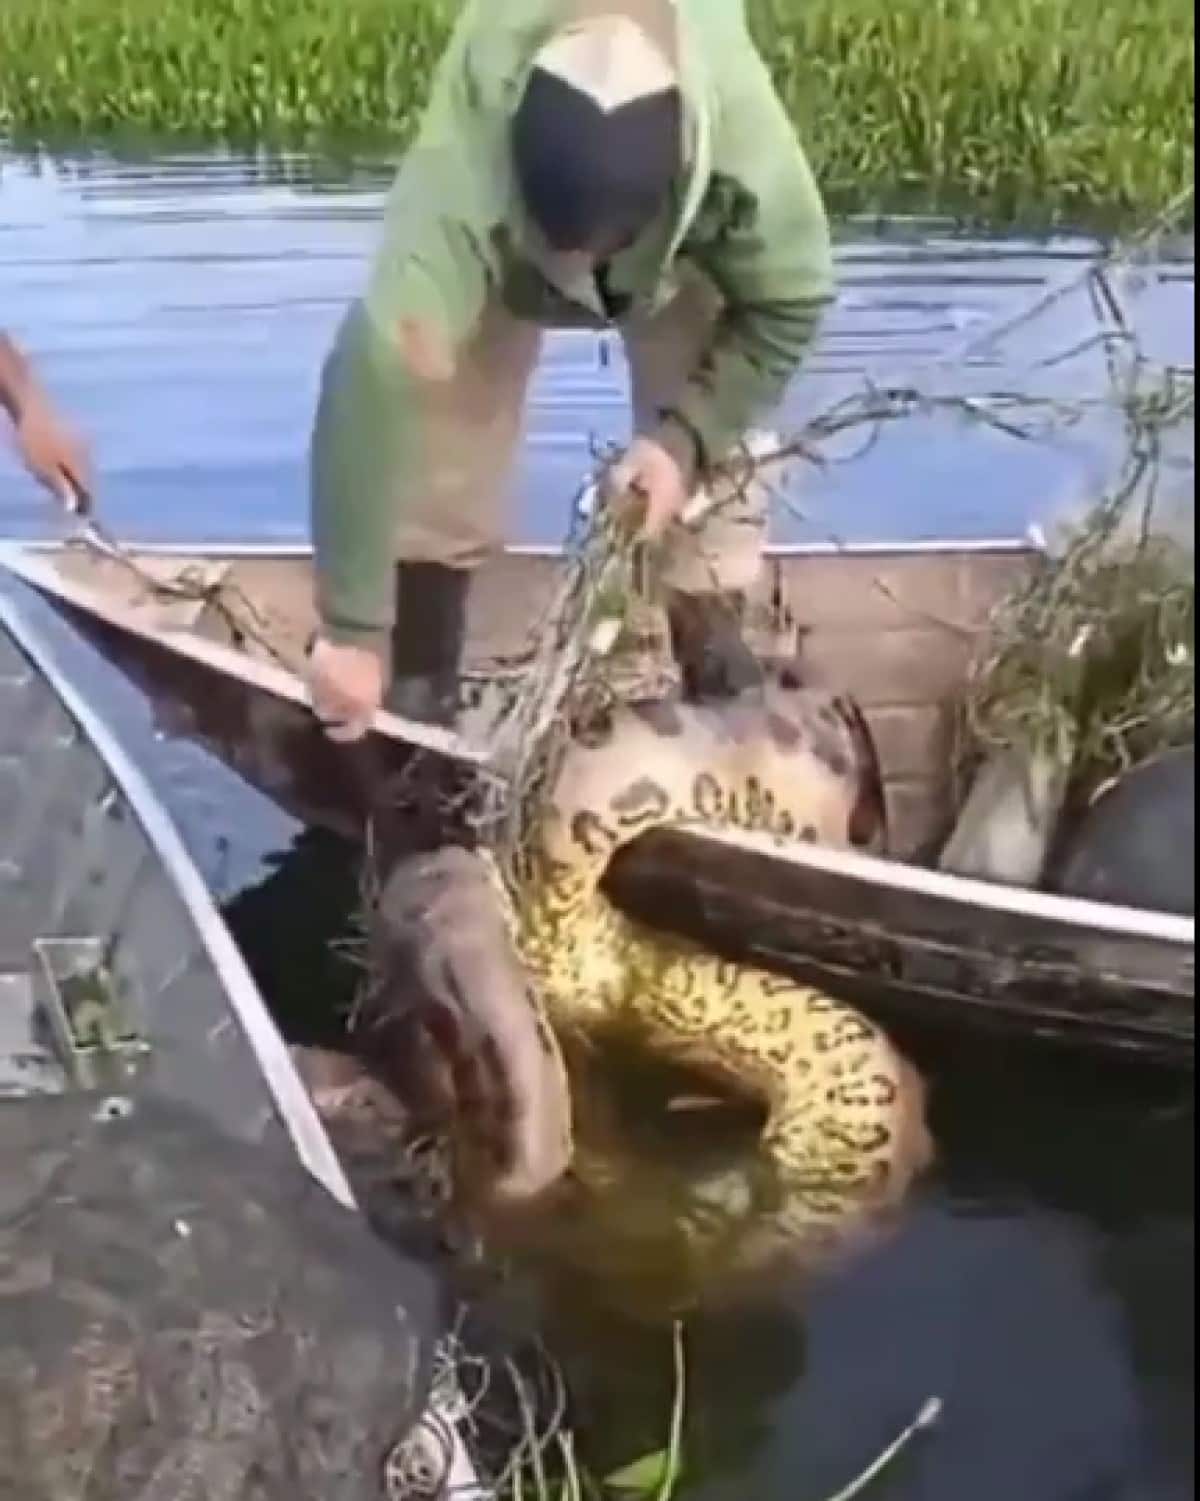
left=307, top=0, right=835, bottom=740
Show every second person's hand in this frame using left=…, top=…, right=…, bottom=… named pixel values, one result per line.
left=603, top=435, right=691, bottom=541
left=307, top=637, right=386, bottom=743
left=14, top=387, right=92, bottom=509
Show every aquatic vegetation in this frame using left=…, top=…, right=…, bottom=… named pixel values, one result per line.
left=507, top=1321, right=688, bottom=1499
left=446, top=1322, right=940, bottom=1498
left=959, top=365, right=1195, bottom=796
left=0, top=0, right=1193, bottom=227
left=752, top=0, right=1195, bottom=226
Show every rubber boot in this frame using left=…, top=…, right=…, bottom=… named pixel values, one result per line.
left=666, top=589, right=765, bottom=703
left=387, top=562, right=470, bottom=729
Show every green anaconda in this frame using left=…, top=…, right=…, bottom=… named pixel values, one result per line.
left=361, top=671, right=932, bottom=1262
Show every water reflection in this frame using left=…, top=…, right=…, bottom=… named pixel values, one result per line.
left=2, top=146, right=1193, bottom=553
left=476, top=1024, right=938, bottom=1333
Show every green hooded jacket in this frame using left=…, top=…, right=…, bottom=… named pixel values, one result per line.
left=311, top=0, right=834, bottom=650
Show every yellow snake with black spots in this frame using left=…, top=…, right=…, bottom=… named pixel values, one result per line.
left=440, top=668, right=937, bottom=1259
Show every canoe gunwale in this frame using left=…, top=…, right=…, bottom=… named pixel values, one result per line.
left=688, top=823, right=1194, bottom=949
left=611, top=827, right=1194, bottom=1062
left=2, top=539, right=1191, bottom=942
left=5, top=534, right=1043, bottom=561
left=0, top=541, right=490, bottom=770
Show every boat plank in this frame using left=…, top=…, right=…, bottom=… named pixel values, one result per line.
left=800, top=624, right=973, bottom=704
left=879, top=777, right=955, bottom=860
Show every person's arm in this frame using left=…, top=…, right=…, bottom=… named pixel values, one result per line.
left=310, top=162, right=492, bottom=658
left=311, top=38, right=498, bottom=654
left=656, top=43, right=836, bottom=477
left=0, top=333, right=91, bottom=502
left=0, top=333, right=36, bottom=425
left=307, top=9, right=511, bottom=740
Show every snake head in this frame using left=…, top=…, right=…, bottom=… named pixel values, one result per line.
left=359, top=846, right=573, bottom=1207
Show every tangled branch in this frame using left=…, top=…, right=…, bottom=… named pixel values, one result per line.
left=473, top=197, right=1193, bottom=886
left=957, top=359, right=1194, bottom=792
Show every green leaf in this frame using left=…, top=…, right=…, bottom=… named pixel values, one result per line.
left=604, top=1451, right=669, bottom=1494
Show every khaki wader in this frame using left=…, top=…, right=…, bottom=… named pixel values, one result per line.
left=386, top=265, right=769, bottom=598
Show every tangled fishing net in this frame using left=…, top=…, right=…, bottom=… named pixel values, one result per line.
left=476, top=462, right=716, bottom=888
left=470, top=191, right=1196, bottom=885
left=956, top=285, right=1194, bottom=802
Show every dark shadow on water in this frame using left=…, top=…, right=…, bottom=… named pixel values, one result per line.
left=223, top=826, right=364, bottom=1052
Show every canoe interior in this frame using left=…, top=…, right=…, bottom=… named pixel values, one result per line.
left=35, top=542, right=1034, bottom=860
left=0, top=603, right=338, bottom=1164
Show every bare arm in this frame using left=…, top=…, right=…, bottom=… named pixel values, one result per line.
left=0, top=332, right=91, bottom=502
left=0, top=333, right=35, bottom=424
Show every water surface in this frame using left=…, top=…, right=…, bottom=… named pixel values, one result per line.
left=1, top=148, right=1194, bottom=1501
left=3, top=148, right=1193, bottom=546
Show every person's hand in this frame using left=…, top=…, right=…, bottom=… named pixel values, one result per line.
left=603, top=435, right=691, bottom=540
left=307, top=637, right=386, bottom=743
left=14, top=389, right=91, bottom=508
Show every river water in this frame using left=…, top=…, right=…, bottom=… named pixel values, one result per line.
left=1, top=147, right=1195, bottom=1500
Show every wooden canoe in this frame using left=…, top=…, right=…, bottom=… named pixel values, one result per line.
left=0, top=536, right=1192, bottom=1066
left=0, top=579, right=493, bottom=1497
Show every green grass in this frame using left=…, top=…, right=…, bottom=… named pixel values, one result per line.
left=0, top=0, right=1192, bottom=228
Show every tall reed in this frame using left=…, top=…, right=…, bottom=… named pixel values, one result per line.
left=0, top=0, right=1193, bottom=226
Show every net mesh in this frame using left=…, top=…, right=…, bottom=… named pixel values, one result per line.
left=0, top=1089, right=443, bottom=1501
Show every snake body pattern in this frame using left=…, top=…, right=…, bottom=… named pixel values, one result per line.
left=471, top=669, right=933, bottom=1251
